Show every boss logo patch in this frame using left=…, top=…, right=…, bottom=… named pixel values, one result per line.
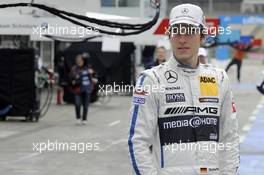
left=166, top=93, right=185, bottom=103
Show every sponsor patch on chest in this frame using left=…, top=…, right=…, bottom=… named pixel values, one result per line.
left=166, top=93, right=185, bottom=103
left=199, top=76, right=218, bottom=96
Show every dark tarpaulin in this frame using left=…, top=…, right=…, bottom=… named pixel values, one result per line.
left=0, top=49, right=38, bottom=117
left=56, top=41, right=135, bottom=103
left=62, top=41, right=135, bottom=85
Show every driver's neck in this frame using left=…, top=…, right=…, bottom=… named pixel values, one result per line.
left=173, top=54, right=199, bottom=69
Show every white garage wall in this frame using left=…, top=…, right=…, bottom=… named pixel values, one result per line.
left=0, top=0, right=100, bottom=16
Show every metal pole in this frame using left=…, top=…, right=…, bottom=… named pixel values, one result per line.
left=140, top=0, right=145, bottom=18
left=51, top=41, right=55, bottom=70
left=209, top=0, right=213, bottom=15
left=116, top=0, right=119, bottom=8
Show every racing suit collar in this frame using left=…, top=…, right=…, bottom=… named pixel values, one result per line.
left=168, top=56, right=200, bottom=76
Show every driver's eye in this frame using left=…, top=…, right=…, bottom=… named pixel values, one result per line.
left=191, top=28, right=200, bottom=33
left=171, top=27, right=179, bottom=33
left=170, top=26, right=200, bottom=36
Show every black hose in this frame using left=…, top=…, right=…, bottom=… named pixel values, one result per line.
left=39, top=84, right=53, bottom=118
left=0, top=2, right=160, bottom=36
left=44, top=34, right=102, bottom=42
left=39, top=87, right=50, bottom=113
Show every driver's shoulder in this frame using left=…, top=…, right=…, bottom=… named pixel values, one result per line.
left=140, top=63, right=166, bottom=84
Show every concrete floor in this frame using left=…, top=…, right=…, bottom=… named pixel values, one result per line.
left=0, top=59, right=263, bottom=175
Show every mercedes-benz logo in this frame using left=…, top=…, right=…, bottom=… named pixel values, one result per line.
left=181, top=8, right=189, bottom=14
left=164, top=70, right=178, bottom=83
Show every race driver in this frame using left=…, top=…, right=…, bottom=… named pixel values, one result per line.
left=128, top=3, right=239, bottom=175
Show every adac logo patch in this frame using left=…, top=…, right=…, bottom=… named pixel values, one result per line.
left=199, top=76, right=218, bottom=96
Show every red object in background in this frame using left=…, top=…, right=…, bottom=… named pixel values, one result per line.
left=252, top=39, right=262, bottom=46
left=153, top=18, right=220, bottom=35
left=206, top=18, right=220, bottom=35
left=57, top=88, right=62, bottom=105
left=153, top=18, right=169, bottom=35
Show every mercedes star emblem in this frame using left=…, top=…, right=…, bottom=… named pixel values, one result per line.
left=181, top=8, right=189, bottom=14
left=164, top=70, right=178, bottom=83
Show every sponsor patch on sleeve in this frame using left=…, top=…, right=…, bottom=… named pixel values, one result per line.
left=133, top=97, right=145, bottom=104
left=232, top=100, right=236, bottom=113
left=134, top=88, right=149, bottom=96
left=200, top=167, right=208, bottom=174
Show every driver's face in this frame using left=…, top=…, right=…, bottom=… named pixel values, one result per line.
left=169, top=23, right=202, bottom=65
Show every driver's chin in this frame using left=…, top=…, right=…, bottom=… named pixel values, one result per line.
left=176, top=54, right=192, bottom=64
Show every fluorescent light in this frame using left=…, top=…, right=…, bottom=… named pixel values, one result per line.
left=85, top=12, right=132, bottom=20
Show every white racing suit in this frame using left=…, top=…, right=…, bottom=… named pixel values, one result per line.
left=257, top=71, right=264, bottom=95
left=128, top=57, right=239, bottom=175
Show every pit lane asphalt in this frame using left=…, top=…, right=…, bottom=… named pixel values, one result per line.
left=0, top=59, right=263, bottom=175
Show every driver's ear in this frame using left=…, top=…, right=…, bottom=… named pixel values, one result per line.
left=200, top=35, right=205, bottom=45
